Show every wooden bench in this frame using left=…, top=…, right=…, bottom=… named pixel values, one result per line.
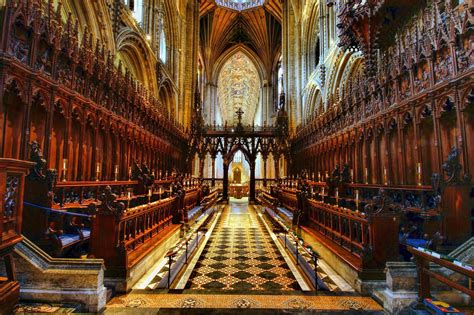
left=23, top=203, right=92, bottom=257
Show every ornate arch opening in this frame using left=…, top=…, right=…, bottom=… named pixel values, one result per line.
left=216, top=50, right=262, bottom=126
left=116, top=30, right=158, bottom=95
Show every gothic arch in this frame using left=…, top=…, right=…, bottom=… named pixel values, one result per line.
left=116, top=29, right=158, bottom=95
left=302, top=0, right=320, bottom=74
left=212, top=45, right=267, bottom=85
left=61, top=0, right=115, bottom=52
left=224, top=145, right=252, bottom=166
left=214, top=49, right=262, bottom=125
left=159, top=80, right=177, bottom=119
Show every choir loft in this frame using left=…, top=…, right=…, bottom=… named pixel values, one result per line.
left=0, top=0, right=472, bottom=313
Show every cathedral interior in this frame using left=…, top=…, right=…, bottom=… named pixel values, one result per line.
left=0, top=0, right=473, bottom=314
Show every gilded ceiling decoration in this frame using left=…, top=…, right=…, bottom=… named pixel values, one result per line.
left=216, top=0, right=264, bottom=11
left=217, top=52, right=260, bottom=126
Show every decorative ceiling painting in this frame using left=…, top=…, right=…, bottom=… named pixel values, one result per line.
left=217, top=52, right=260, bottom=126
left=215, top=0, right=265, bottom=12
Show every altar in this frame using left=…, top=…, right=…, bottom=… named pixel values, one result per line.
left=228, top=184, right=249, bottom=199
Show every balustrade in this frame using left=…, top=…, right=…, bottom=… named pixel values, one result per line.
left=0, top=159, right=34, bottom=314
left=408, top=246, right=473, bottom=310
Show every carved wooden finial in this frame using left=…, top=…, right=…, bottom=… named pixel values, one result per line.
left=55, top=1, right=62, bottom=23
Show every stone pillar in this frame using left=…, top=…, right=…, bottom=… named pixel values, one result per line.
left=263, top=155, right=268, bottom=187
left=223, top=161, right=229, bottom=201
left=211, top=156, right=216, bottom=187
left=249, top=161, right=256, bottom=203
left=199, top=154, right=205, bottom=179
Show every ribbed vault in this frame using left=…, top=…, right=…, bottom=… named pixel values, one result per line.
left=199, top=0, right=282, bottom=81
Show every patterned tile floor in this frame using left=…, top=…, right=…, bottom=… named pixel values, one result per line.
left=184, top=199, right=301, bottom=291
left=143, top=206, right=220, bottom=290
left=105, top=199, right=383, bottom=313
left=107, top=293, right=384, bottom=312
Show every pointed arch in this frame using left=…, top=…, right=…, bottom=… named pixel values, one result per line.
left=116, top=29, right=158, bottom=96
left=215, top=49, right=262, bottom=125
left=212, top=44, right=267, bottom=84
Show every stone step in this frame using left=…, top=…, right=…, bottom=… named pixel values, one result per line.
left=14, top=301, right=83, bottom=313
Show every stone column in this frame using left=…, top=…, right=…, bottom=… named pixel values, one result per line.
left=263, top=155, right=268, bottom=187
left=249, top=161, right=256, bottom=203
left=223, top=161, right=229, bottom=201
left=199, top=154, right=205, bottom=179
left=211, top=156, right=216, bottom=187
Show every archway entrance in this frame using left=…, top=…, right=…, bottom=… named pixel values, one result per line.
left=227, top=150, right=250, bottom=199
left=222, top=145, right=256, bottom=202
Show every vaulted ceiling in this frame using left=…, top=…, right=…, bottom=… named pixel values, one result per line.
left=199, top=0, right=282, bottom=82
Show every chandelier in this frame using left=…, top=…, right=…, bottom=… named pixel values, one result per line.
left=215, top=0, right=265, bottom=12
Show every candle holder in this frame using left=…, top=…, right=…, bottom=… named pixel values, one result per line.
left=355, top=190, right=360, bottom=211
left=127, top=191, right=132, bottom=209
left=114, top=165, right=119, bottom=182
left=96, top=163, right=101, bottom=182
left=62, top=158, right=68, bottom=182
left=148, top=188, right=152, bottom=204
left=417, top=162, right=422, bottom=186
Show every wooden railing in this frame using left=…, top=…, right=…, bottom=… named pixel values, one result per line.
left=277, top=188, right=298, bottom=212
left=90, top=194, right=178, bottom=271
left=306, top=199, right=369, bottom=258
left=270, top=183, right=402, bottom=271
left=53, top=179, right=174, bottom=208
left=408, top=246, right=473, bottom=307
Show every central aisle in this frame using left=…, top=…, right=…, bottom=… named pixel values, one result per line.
left=185, top=198, right=300, bottom=291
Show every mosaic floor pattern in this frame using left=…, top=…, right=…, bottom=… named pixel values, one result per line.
left=184, top=200, right=301, bottom=291
left=107, top=293, right=383, bottom=312
left=144, top=207, right=220, bottom=290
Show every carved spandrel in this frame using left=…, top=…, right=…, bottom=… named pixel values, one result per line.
left=4, top=175, right=20, bottom=219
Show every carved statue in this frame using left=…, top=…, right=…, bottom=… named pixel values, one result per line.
left=29, top=141, right=48, bottom=179
left=26, top=141, right=58, bottom=203
left=97, top=186, right=125, bottom=217
left=363, top=188, right=400, bottom=215
left=328, top=165, right=341, bottom=185
left=430, top=173, right=442, bottom=209
left=341, top=164, right=351, bottom=183
left=442, top=146, right=463, bottom=185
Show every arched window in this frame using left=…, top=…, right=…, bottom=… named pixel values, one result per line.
left=315, top=38, right=320, bottom=68
left=277, top=57, right=283, bottom=97
left=159, top=29, right=167, bottom=63
left=124, top=0, right=143, bottom=24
